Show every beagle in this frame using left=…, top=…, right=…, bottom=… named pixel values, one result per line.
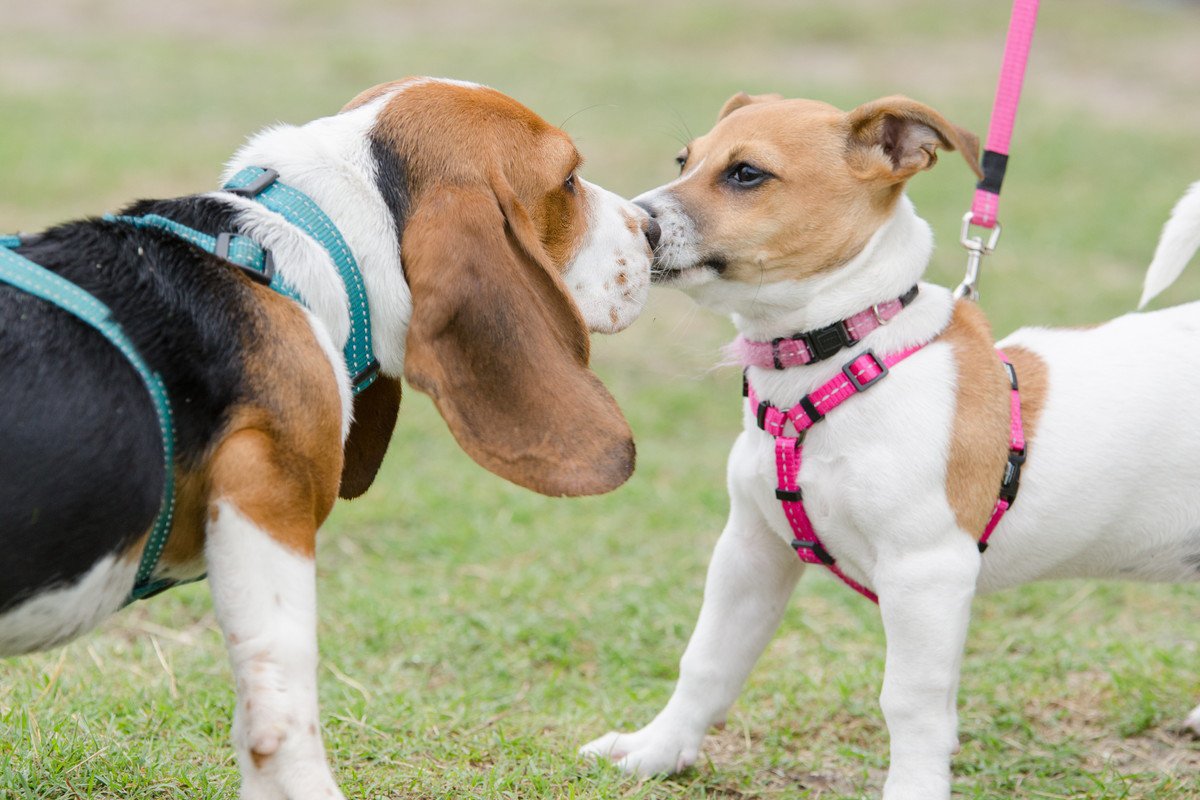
left=0, top=77, right=652, bottom=798
left=582, top=92, right=1200, bottom=799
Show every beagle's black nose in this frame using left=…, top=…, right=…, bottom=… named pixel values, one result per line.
left=636, top=201, right=661, bottom=250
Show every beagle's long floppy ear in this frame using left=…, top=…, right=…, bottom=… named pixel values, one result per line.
left=338, top=375, right=403, bottom=499
left=401, top=184, right=635, bottom=497
left=717, top=91, right=784, bottom=122
left=847, top=95, right=983, bottom=183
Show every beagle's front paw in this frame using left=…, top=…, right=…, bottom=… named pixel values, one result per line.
left=580, top=719, right=705, bottom=777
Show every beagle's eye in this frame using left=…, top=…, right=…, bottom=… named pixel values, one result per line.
left=727, top=163, right=769, bottom=188
left=564, top=172, right=577, bottom=194
left=675, top=154, right=688, bottom=174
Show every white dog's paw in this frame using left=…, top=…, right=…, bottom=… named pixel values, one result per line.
left=580, top=725, right=702, bottom=776
left=1184, top=703, right=1200, bottom=738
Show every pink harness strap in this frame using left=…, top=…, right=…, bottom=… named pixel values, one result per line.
left=979, top=350, right=1026, bottom=551
left=743, top=346, right=1026, bottom=603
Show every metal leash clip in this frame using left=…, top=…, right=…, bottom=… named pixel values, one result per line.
left=954, top=211, right=1002, bottom=301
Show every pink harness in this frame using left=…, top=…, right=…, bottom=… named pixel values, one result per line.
left=739, top=302, right=1026, bottom=603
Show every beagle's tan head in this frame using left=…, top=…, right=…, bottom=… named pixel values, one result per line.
left=338, top=79, right=652, bottom=499
left=635, top=93, right=980, bottom=298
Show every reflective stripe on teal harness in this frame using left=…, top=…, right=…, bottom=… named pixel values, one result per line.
left=3, top=166, right=380, bottom=603
left=0, top=237, right=180, bottom=602
left=223, top=166, right=380, bottom=392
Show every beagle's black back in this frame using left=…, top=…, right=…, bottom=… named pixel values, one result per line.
left=0, top=197, right=259, bottom=611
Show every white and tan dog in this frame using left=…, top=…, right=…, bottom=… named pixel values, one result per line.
left=1, top=77, right=653, bottom=799
left=581, top=92, right=1200, bottom=799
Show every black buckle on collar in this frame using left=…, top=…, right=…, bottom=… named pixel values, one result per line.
left=802, top=321, right=854, bottom=363
left=842, top=349, right=889, bottom=392
left=227, top=168, right=280, bottom=199
left=791, top=538, right=835, bottom=565
left=999, top=448, right=1026, bottom=505
left=775, top=487, right=802, bottom=502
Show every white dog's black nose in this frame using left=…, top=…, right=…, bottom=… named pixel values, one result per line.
left=636, top=201, right=661, bottom=250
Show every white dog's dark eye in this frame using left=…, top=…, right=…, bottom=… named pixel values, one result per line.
left=728, top=163, right=769, bottom=188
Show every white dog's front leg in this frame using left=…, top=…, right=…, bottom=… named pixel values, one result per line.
left=1185, top=703, right=1200, bottom=737
left=582, top=501, right=802, bottom=775
left=874, top=539, right=979, bottom=800
left=207, top=500, right=345, bottom=800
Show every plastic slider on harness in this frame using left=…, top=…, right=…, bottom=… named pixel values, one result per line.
left=215, top=232, right=275, bottom=286
left=843, top=349, right=889, bottom=392
left=225, top=167, right=280, bottom=198
left=791, top=538, right=835, bottom=565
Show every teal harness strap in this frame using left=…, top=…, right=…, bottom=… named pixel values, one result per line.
left=103, top=214, right=302, bottom=304
left=224, top=166, right=380, bottom=392
left=5, top=169, right=378, bottom=603
left=0, top=241, right=178, bottom=601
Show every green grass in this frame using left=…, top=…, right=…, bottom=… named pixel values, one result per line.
left=2, top=1, right=1199, bottom=797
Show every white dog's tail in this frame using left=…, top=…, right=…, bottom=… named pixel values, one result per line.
left=1140, top=181, right=1200, bottom=309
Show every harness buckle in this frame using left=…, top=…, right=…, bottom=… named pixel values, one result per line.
left=791, top=538, right=835, bottom=566
left=842, top=349, right=889, bottom=392
left=756, top=400, right=773, bottom=430
left=775, top=487, right=802, bottom=502
left=999, top=448, right=1026, bottom=504
left=227, top=168, right=281, bottom=199
left=802, top=321, right=853, bottom=362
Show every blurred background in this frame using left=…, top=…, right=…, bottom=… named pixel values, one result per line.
left=1, top=2, right=1198, bottom=798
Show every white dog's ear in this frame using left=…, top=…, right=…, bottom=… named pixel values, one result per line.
left=717, top=91, right=784, bottom=122
left=847, top=96, right=983, bottom=183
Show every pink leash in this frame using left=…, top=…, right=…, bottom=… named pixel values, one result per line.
left=743, top=346, right=1025, bottom=603
left=970, top=0, right=1039, bottom=229
left=957, top=0, right=1039, bottom=301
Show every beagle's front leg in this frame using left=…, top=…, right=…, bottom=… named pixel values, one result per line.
left=582, top=487, right=803, bottom=775
left=874, top=537, right=980, bottom=800
left=206, top=432, right=345, bottom=800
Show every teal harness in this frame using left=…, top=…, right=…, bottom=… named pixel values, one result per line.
left=0, top=167, right=378, bottom=602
